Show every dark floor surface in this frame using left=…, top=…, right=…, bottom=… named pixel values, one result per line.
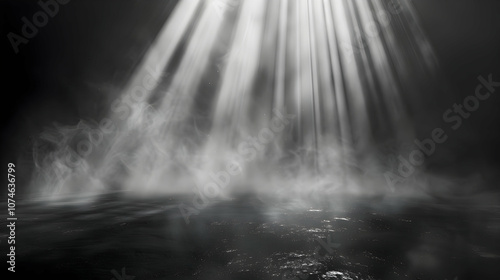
left=2, top=192, right=500, bottom=280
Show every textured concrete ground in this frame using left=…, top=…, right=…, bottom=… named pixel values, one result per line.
left=3, top=192, right=500, bottom=280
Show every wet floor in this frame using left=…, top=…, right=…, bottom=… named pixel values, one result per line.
left=3, top=192, right=500, bottom=280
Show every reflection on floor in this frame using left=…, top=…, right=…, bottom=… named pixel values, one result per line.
left=8, top=192, right=500, bottom=280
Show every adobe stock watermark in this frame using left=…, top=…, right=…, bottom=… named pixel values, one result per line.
left=7, top=0, right=71, bottom=54
left=178, top=108, right=295, bottom=224
left=110, top=66, right=169, bottom=122
left=210, top=0, right=238, bottom=19
left=384, top=74, right=499, bottom=190
left=110, top=267, right=135, bottom=280
left=341, top=0, right=404, bottom=61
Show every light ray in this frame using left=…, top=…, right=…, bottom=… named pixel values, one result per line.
left=32, top=0, right=442, bottom=198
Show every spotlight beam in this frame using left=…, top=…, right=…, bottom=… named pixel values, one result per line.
left=115, top=0, right=202, bottom=125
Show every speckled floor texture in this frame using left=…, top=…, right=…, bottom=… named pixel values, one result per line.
left=4, top=192, right=500, bottom=280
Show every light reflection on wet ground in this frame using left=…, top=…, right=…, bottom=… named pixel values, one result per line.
left=3, top=193, right=500, bottom=279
